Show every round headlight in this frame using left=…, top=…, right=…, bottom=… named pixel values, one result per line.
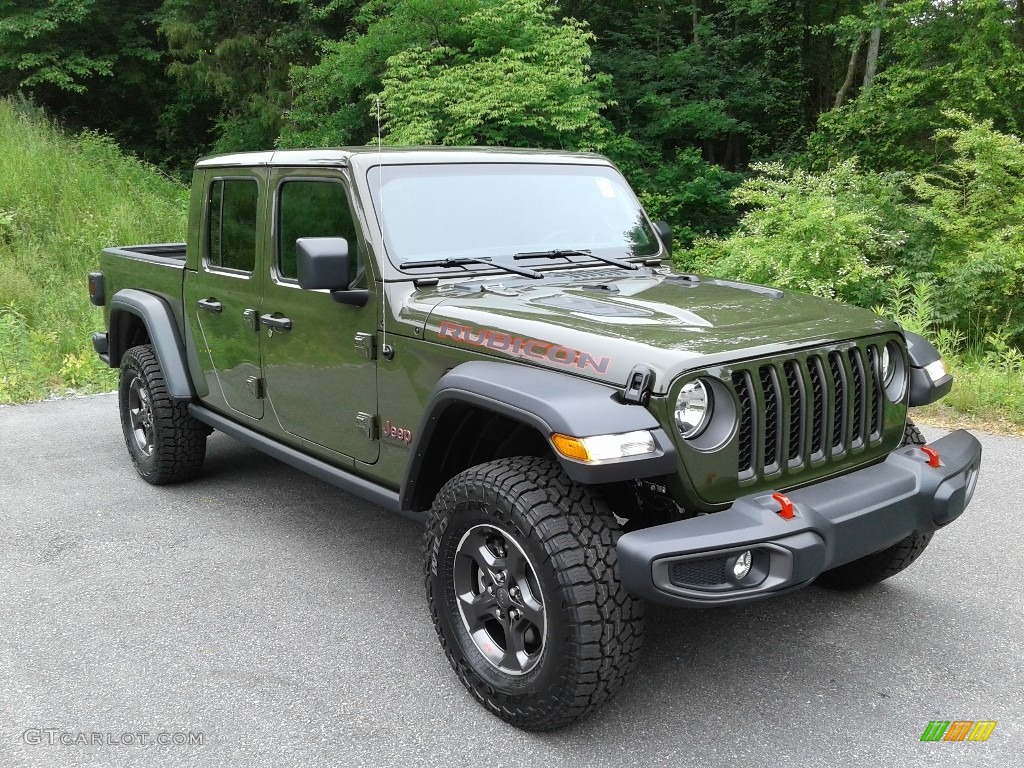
left=675, top=380, right=712, bottom=439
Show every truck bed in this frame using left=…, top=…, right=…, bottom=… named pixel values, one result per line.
left=99, top=243, right=189, bottom=347
left=103, top=243, right=187, bottom=263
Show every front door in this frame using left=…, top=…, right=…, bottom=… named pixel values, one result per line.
left=260, top=171, right=379, bottom=463
left=185, top=172, right=266, bottom=420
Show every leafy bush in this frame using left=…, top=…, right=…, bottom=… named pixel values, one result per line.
left=685, top=160, right=899, bottom=305
left=906, top=113, right=1024, bottom=345
left=630, top=147, right=742, bottom=248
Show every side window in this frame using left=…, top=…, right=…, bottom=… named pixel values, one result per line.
left=277, top=180, right=360, bottom=284
left=208, top=178, right=258, bottom=272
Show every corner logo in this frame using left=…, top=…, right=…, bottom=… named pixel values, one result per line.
left=920, top=720, right=997, bottom=742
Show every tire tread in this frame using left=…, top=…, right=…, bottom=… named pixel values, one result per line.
left=119, top=344, right=206, bottom=485
left=425, top=457, right=644, bottom=730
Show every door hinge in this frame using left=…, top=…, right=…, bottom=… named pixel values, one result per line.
left=356, top=412, right=379, bottom=440
left=246, top=375, right=264, bottom=399
left=354, top=332, right=377, bottom=360
left=243, top=308, right=260, bottom=332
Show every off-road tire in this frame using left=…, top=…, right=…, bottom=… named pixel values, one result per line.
left=118, top=344, right=207, bottom=484
left=815, top=421, right=932, bottom=590
left=425, top=457, right=645, bottom=730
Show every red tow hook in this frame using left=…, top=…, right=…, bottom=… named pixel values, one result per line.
left=772, top=492, right=796, bottom=520
left=921, top=445, right=941, bottom=468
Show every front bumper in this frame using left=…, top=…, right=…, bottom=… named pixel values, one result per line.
left=617, top=430, right=982, bottom=607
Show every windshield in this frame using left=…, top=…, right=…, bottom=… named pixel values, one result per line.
left=366, top=163, right=661, bottom=267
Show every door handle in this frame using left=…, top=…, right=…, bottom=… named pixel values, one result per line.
left=196, top=298, right=223, bottom=313
left=260, top=314, right=292, bottom=331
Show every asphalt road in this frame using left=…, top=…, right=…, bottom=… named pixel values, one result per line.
left=1, top=394, right=1021, bottom=767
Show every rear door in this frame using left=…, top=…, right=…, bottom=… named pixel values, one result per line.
left=184, top=171, right=266, bottom=420
left=259, top=169, right=379, bottom=463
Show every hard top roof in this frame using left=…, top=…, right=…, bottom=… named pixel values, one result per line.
left=194, top=146, right=610, bottom=170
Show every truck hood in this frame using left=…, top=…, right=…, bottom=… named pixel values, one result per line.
left=406, top=268, right=897, bottom=392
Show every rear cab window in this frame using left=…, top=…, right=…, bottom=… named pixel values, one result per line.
left=207, top=178, right=259, bottom=273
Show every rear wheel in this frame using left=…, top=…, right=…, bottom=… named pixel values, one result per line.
left=118, top=344, right=207, bottom=484
left=425, top=457, right=644, bottom=730
left=815, top=421, right=932, bottom=590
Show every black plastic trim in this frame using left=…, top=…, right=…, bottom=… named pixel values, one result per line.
left=92, top=332, right=109, bottom=364
left=401, top=361, right=678, bottom=511
left=189, top=404, right=408, bottom=519
left=905, top=331, right=954, bottom=406
left=909, top=367, right=953, bottom=406
left=618, top=429, right=982, bottom=607
left=108, top=289, right=195, bottom=400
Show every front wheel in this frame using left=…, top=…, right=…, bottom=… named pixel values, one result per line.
left=425, top=457, right=644, bottom=730
left=815, top=421, right=932, bottom=590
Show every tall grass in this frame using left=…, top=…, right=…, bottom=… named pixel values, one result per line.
left=875, top=274, right=1024, bottom=434
left=0, top=97, right=188, bottom=403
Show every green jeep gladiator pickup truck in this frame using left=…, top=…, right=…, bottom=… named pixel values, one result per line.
left=89, top=147, right=982, bottom=730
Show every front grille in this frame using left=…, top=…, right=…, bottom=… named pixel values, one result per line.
left=731, top=341, right=887, bottom=483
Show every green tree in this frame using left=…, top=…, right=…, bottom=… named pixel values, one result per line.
left=283, top=0, right=479, bottom=147
left=159, top=0, right=358, bottom=153
left=374, top=0, right=611, bottom=148
left=810, top=0, right=1024, bottom=170
left=0, top=0, right=148, bottom=93
left=0, top=1, right=175, bottom=161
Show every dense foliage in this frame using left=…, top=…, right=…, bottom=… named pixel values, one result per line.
left=0, top=0, right=1021, bottom=413
left=693, top=115, right=1024, bottom=347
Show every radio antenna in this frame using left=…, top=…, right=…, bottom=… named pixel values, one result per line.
left=375, top=97, right=393, bottom=360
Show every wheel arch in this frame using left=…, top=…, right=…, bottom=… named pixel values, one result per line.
left=400, top=361, right=677, bottom=513
left=109, top=289, right=195, bottom=400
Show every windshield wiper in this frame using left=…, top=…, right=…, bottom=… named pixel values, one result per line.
left=398, top=257, right=542, bottom=279
left=514, top=248, right=640, bottom=271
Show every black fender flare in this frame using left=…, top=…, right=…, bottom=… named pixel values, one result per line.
left=108, top=289, right=195, bottom=400
left=400, top=361, right=677, bottom=511
left=905, top=331, right=953, bottom=406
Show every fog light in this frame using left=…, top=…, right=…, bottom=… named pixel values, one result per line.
left=732, top=550, right=753, bottom=580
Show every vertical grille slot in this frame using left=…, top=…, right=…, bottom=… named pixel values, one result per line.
left=759, top=365, right=781, bottom=471
left=848, top=347, right=866, bottom=448
left=867, top=345, right=884, bottom=438
left=807, top=356, right=827, bottom=457
left=784, top=361, right=804, bottom=463
left=828, top=352, right=848, bottom=454
left=733, top=370, right=754, bottom=477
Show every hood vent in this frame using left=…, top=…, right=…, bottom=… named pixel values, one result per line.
left=533, top=294, right=654, bottom=317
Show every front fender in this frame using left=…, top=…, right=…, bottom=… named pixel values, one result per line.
left=400, top=361, right=677, bottom=511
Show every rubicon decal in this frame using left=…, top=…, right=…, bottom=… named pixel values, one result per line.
left=438, top=321, right=611, bottom=374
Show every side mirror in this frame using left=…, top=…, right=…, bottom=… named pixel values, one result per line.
left=653, top=221, right=672, bottom=257
left=295, top=236, right=368, bottom=307
left=296, top=237, right=350, bottom=290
